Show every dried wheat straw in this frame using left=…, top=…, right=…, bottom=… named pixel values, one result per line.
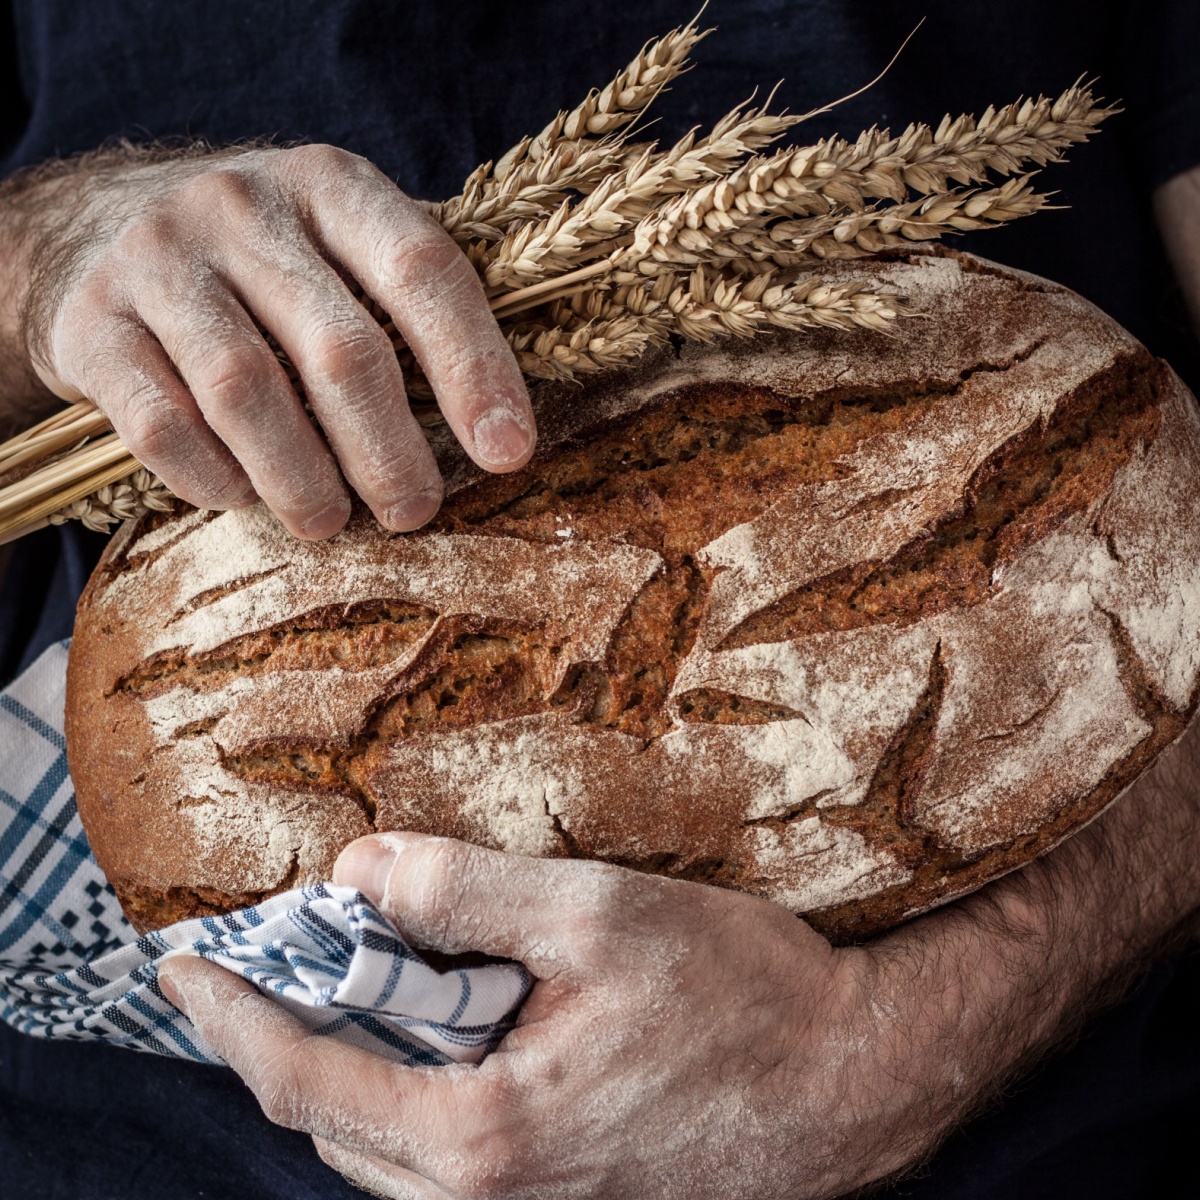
left=0, top=28, right=1115, bottom=540
left=507, top=265, right=910, bottom=380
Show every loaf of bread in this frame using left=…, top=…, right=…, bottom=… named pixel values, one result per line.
left=66, top=248, right=1200, bottom=942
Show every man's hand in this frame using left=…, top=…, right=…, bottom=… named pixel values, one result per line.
left=0, top=144, right=535, bottom=537
left=159, top=717, right=1200, bottom=1200
left=160, top=840, right=917, bottom=1199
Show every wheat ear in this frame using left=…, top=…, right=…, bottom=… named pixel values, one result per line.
left=435, top=15, right=711, bottom=243
left=0, top=38, right=1115, bottom=541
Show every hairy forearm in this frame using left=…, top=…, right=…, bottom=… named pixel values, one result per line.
left=0, top=143, right=225, bottom=433
left=867, top=721, right=1200, bottom=1164
left=0, top=161, right=59, bottom=427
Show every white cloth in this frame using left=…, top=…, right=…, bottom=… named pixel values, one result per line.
left=0, top=642, right=530, bottom=1066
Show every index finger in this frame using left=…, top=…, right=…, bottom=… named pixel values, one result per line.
left=296, top=149, right=536, bottom=474
left=333, top=832, right=656, bottom=976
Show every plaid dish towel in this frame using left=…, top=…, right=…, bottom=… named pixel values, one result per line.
left=0, top=641, right=530, bottom=1067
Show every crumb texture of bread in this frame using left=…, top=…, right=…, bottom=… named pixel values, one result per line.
left=65, top=249, right=1200, bottom=941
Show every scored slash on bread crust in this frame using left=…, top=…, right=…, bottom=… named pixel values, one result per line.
left=66, top=248, right=1200, bottom=942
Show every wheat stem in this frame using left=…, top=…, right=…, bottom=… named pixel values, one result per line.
left=0, top=455, right=142, bottom=539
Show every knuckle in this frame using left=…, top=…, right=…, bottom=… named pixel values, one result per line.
left=269, top=475, right=345, bottom=522
left=116, top=210, right=180, bottom=260
left=410, top=839, right=481, bottom=947
left=578, top=862, right=643, bottom=933
left=304, top=316, right=390, bottom=380
left=173, top=459, right=251, bottom=510
left=380, top=227, right=472, bottom=296
left=255, top=1067, right=303, bottom=1128
left=285, top=142, right=361, bottom=177
left=196, top=348, right=271, bottom=412
left=252, top=1033, right=328, bottom=1130
left=184, top=166, right=259, bottom=219
left=194, top=470, right=254, bottom=510
left=427, top=338, right=479, bottom=391
left=122, top=395, right=184, bottom=461
left=68, top=272, right=124, bottom=319
left=355, top=432, right=437, bottom=498
left=120, top=394, right=249, bottom=508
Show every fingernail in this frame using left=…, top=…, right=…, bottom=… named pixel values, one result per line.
left=333, top=835, right=399, bottom=899
left=383, top=487, right=441, bottom=531
left=472, top=406, right=533, bottom=468
left=157, top=965, right=187, bottom=1014
left=300, top=497, right=351, bottom=539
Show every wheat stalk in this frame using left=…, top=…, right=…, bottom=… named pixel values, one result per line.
left=0, top=29, right=1115, bottom=542
left=506, top=265, right=909, bottom=381
left=435, top=15, right=711, bottom=244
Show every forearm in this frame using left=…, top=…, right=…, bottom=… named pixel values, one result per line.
left=0, top=161, right=61, bottom=429
left=867, top=720, right=1200, bottom=1164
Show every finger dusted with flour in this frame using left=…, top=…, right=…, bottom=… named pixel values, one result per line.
left=295, top=147, right=535, bottom=495
left=2, top=141, right=534, bottom=537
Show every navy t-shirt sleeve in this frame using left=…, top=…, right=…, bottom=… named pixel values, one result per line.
left=0, top=1, right=28, bottom=162
left=1120, top=1, right=1200, bottom=189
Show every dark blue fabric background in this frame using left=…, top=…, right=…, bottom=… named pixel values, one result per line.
left=1, top=2, right=1199, bottom=1196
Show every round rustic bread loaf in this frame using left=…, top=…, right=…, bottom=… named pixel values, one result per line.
left=66, top=247, right=1200, bottom=943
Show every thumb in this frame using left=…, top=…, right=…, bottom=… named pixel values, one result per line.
left=334, top=832, right=622, bottom=974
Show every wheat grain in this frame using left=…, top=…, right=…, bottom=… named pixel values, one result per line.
left=48, top=467, right=172, bottom=532
left=623, top=84, right=1109, bottom=272
left=506, top=264, right=908, bottom=380
left=436, top=16, right=711, bottom=243
left=478, top=101, right=803, bottom=290
left=0, top=33, right=1114, bottom=542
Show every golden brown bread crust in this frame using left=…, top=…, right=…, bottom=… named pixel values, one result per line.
left=66, top=248, right=1200, bottom=942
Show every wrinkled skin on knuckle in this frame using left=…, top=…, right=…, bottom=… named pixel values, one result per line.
left=351, top=431, right=439, bottom=501
left=405, top=841, right=488, bottom=953
left=248, top=1035, right=320, bottom=1131
left=121, top=396, right=246, bottom=506
left=184, top=461, right=253, bottom=510
left=259, top=1033, right=390, bottom=1145
left=256, top=1069, right=308, bottom=1132
left=120, top=393, right=186, bottom=463
left=304, top=316, right=394, bottom=387
left=197, top=347, right=273, bottom=414
left=271, top=471, right=345, bottom=519
left=429, top=338, right=500, bottom=403
left=378, top=227, right=473, bottom=305
left=277, top=143, right=387, bottom=216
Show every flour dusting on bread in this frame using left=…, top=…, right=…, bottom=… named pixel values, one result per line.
left=66, top=249, right=1200, bottom=940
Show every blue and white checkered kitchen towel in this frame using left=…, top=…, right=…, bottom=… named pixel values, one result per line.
left=0, top=641, right=531, bottom=1067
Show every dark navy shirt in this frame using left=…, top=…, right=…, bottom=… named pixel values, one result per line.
left=1, top=3, right=1199, bottom=1197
